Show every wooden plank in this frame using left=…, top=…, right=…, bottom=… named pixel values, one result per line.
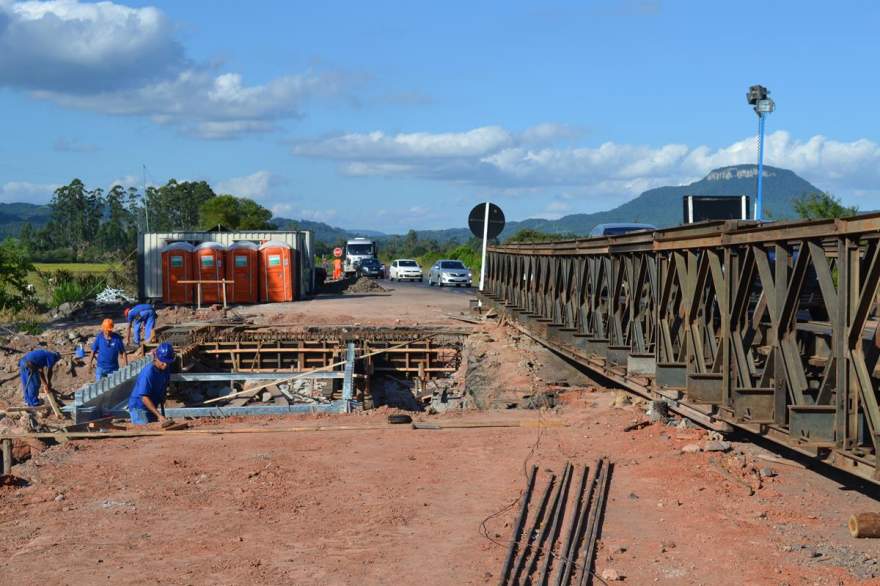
left=0, top=419, right=565, bottom=440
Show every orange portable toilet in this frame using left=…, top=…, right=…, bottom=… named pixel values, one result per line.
left=226, top=241, right=259, bottom=304
left=161, top=242, right=194, bottom=305
left=259, top=240, right=295, bottom=302
left=193, top=242, right=225, bottom=304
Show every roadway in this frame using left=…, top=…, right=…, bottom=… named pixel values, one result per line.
left=382, top=276, right=476, bottom=296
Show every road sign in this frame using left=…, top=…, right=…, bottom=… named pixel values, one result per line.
left=333, top=247, right=343, bottom=258
left=468, top=203, right=505, bottom=240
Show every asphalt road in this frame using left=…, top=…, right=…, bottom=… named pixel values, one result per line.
left=382, top=276, right=476, bottom=295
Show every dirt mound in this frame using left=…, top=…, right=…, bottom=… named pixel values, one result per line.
left=345, top=277, right=388, bottom=294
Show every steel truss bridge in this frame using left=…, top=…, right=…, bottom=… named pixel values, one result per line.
left=480, top=213, right=880, bottom=484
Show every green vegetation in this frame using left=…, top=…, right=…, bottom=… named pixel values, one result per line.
left=505, top=228, right=576, bottom=243
left=0, top=239, right=34, bottom=311
left=33, top=262, right=112, bottom=274
left=793, top=192, right=858, bottom=220
left=199, top=195, right=274, bottom=230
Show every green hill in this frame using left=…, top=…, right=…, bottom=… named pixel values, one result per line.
left=0, top=202, right=51, bottom=239
left=401, top=164, right=824, bottom=243
left=272, top=217, right=385, bottom=244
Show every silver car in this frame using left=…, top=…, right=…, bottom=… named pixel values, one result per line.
left=427, top=259, right=472, bottom=287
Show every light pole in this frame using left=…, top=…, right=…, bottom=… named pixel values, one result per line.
left=746, top=85, right=775, bottom=221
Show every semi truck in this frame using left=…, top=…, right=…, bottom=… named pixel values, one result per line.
left=344, top=237, right=377, bottom=277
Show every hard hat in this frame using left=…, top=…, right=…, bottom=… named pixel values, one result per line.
left=155, top=342, right=175, bottom=364
left=124, top=307, right=131, bottom=318
left=101, top=318, right=114, bottom=331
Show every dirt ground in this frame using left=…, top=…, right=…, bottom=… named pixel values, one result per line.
left=3, top=284, right=880, bottom=584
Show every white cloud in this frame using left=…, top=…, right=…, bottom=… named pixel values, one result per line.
left=0, top=0, right=183, bottom=92
left=216, top=170, right=285, bottom=200
left=293, top=126, right=880, bottom=205
left=0, top=180, right=59, bottom=203
left=0, top=1, right=349, bottom=138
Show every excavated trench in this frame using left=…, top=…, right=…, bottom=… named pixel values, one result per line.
left=72, top=324, right=467, bottom=421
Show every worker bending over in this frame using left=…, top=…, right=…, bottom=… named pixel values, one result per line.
left=127, top=342, right=175, bottom=425
left=125, top=303, right=157, bottom=346
left=19, top=349, right=61, bottom=407
left=89, top=318, right=128, bottom=380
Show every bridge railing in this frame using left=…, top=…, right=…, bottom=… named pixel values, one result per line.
left=483, top=212, right=880, bottom=481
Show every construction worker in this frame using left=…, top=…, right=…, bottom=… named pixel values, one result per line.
left=127, top=342, right=175, bottom=425
left=89, top=318, right=128, bottom=380
left=125, top=303, right=157, bottom=346
left=333, top=257, right=343, bottom=280
left=19, top=349, right=61, bottom=407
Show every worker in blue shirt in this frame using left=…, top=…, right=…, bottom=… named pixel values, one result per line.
left=89, top=318, right=128, bottom=380
left=127, top=342, right=175, bottom=425
left=125, top=303, right=157, bottom=346
left=19, top=349, right=61, bottom=407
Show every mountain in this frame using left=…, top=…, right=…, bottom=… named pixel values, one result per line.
left=396, top=164, right=824, bottom=243
left=271, top=217, right=386, bottom=244
left=0, top=202, right=51, bottom=238
left=0, top=165, right=825, bottom=246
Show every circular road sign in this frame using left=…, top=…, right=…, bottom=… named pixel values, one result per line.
left=468, top=202, right=505, bottom=240
left=333, top=247, right=343, bottom=258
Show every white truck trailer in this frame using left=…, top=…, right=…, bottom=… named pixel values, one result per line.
left=344, top=237, right=377, bottom=277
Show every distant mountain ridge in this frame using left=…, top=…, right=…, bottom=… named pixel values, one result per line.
left=399, top=164, right=824, bottom=243
left=0, top=165, right=825, bottom=244
left=0, top=202, right=51, bottom=239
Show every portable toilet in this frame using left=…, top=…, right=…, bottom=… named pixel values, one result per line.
left=161, top=242, right=194, bottom=305
left=259, top=240, right=295, bottom=303
left=226, top=241, right=259, bottom=304
left=193, top=242, right=225, bottom=304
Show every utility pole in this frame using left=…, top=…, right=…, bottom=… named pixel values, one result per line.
left=142, top=163, right=151, bottom=233
left=746, top=85, right=775, bottom=221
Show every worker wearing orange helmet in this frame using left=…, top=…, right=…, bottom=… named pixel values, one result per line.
left=89, top=318, right=128, bottom=381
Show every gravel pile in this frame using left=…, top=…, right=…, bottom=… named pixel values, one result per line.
left=345, top=277, right=388, bottom=294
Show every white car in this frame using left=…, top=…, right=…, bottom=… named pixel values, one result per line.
left=427, top=259, right=472, bottom=287
left=388, top=259, right=423, bottom=281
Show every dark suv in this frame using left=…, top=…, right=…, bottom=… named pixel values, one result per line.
left=356, top=258, right=385, bottom=279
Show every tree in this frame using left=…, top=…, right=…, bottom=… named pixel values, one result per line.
left=0, top=238, right=33, bottom=311
left=41, top=179, right=104, bottom=260
left=505, top=228, right=574, bottom=243
left=199, top=195, right=275, bottom=230
left=146, top=180, right=216, bottom=231
left=793, top=192, right=857, bottom=220
left=98, top=185, right=138, bottom=252
left=237, top=198, right=275, bottom=229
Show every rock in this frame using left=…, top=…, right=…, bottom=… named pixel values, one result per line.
left=612, top=391, right=632, bottom=408
left=660, top=541, right=676, bottom=553
left=647, top=400, right=669, bottom=422
left=702, top=440, right=732, bottom=452
left=760, top=467, right=778, bottom=478
left=680, top=443, right=701, bottom=454
left=600, top=568, right=623, bottom=581
left=54, top=494, right=65, bottom=502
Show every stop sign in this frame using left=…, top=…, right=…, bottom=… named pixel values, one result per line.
left=333, top=247, right=343, bottom=258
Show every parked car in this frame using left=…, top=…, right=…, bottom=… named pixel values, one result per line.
left=356, top=257, right=385, bottom=279
left=389, top=259, right=423, bottom=281
left=589, top=222, right=657, bottom=237
left=427, top=259, right=472, bottom=287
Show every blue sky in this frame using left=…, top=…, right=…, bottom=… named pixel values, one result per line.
left=1, top=0, right=879, bottom=232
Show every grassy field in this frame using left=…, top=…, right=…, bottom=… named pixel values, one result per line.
left=33, top=263, right=113, bottom=273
